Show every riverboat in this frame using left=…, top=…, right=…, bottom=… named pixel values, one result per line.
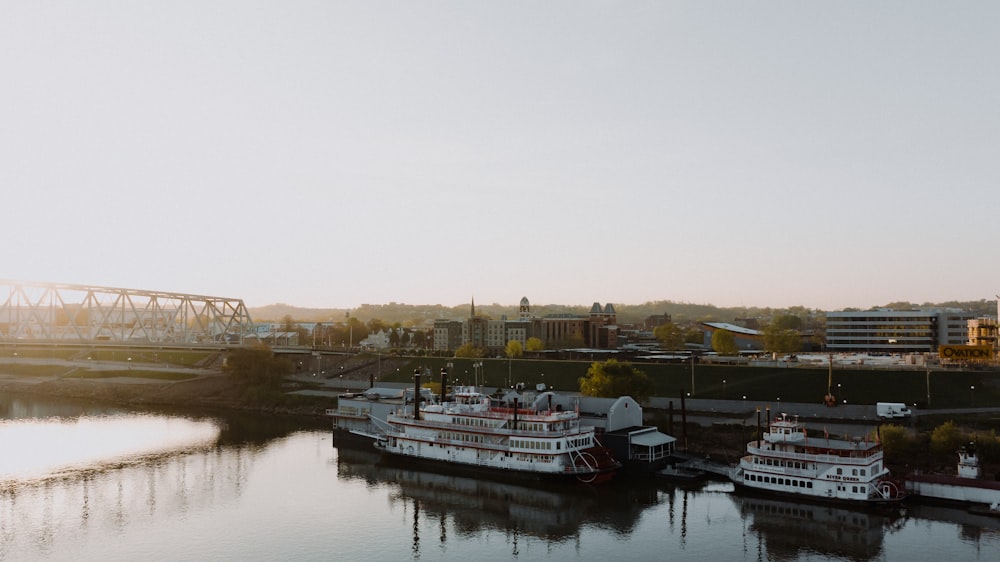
left=731, top=412, right=906, bottom=506
left=373, top=383, right=621, bottom=483
left=906, top=442, right=1000, bottom=509
left=327, top=386, right=436, bottom=448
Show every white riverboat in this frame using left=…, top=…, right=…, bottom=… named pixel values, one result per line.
left=906, top=442, right=1000, bottom=509
left=374, top=385, right=621, bottom=483
left=731, top=413, right=906, bottom=505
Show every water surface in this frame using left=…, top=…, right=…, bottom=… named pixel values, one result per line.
left=2, top=394, right=998, bottom=561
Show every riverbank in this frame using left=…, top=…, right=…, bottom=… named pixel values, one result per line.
left=0, top=372, right=332, bottom=420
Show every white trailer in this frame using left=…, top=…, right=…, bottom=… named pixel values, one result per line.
left=877, top=402, right=912, bottom=419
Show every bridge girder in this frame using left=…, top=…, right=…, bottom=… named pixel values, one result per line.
left=0, top=280, right=254, bottom=346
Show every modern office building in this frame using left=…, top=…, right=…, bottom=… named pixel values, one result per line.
left=825, top=309, right=975, bottom=353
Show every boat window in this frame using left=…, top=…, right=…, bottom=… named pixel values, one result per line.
left=836, top=468, right=843, bottom=475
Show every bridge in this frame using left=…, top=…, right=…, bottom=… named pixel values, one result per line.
left=0, top=280, right=254, bottom=347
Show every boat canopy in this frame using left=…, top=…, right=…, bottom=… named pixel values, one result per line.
left=631, top=432, right=676, bottom=447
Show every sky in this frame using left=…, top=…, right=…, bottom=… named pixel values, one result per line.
left=2, top=1, right=997, bottom=311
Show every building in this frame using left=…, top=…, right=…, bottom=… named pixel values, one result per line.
left=432, top=297, right=619, bottom=353
left=433, top=320, right=464, bottom=352
left=701, top=322, right=764, bottom=352
left=967, top=317, right=998, bottom=351
left=825, top=309, right=975, bottom=353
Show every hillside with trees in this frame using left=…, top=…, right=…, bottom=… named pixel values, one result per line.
left=248, top=299, right=997, bottom=327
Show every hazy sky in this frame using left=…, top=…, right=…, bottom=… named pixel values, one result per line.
left=3, top=2, right=997, bottom=311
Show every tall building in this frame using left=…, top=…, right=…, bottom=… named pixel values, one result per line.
left=825, top=309, right=974, bottom=353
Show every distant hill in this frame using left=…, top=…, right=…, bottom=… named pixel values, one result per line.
left=247, top=299, right=997, bottom=326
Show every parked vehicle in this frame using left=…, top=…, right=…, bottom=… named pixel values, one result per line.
left=877, top=402, right=911, bottom=420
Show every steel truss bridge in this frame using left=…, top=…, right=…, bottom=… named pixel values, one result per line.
left=1, top=280, right=253, bottom=346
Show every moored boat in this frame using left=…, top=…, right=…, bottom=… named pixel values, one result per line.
left=906, top=442, right=1000, bottom=509
left=731, top=412, right=906, bottom=506
left=374, top=375, right=620, bottom=484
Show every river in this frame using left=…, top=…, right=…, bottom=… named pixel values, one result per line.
left=1, top=393, right=998, bottom=561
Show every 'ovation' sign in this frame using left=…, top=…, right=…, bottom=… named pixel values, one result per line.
left=938, top=345, right=993, bottom=360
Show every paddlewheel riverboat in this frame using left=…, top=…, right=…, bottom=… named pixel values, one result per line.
left=731, top=413, right=906, bottom=506
left=373, top=383, right=620, bottom=484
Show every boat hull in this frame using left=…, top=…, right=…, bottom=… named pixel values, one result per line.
left=376, top=444, right=617, bottom=485
left=731, top=479, right=906, bottom=510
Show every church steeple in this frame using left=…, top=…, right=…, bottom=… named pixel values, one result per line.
left=471, top=296, right=475, bottom=318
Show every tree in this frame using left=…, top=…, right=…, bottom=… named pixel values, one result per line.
left=525, top=337, right=544, bottom=351
left=878, top=424, right=916, bottom=461
left=411, top=330, right=427, bottom=348
left=223, top=345, right=292, bottom=389
left=712, top=329, right=738, bottom=355
left=454, top=343, right=485, bottom=358
left=367, top=318, right=387, bottom=334
left=684, top=328, right=704, bottom=345
left=579, top=359, right=654, bottom=402
left=762, top=324, right=801, bottom=354
left=930, top=421, right=965, bottom=460
left=346, top=317, right=369, bottom=346
left=653, top=322, right=685, bottom=350
left=771, top=314, right=802, bottom=331
left=505, top=340, right=523, bottom=359
left=281, top=314, right=296, bottom=333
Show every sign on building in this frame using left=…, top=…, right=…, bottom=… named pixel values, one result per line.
left=939, top=345, right=994, bottom=361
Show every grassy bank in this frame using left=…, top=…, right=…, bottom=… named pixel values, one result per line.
left=374, top=356, right=999, bottom=409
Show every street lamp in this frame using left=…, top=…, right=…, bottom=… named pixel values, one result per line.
left=690, top=356, right=696, bottom=396
left=128, top=356, right=132, bottom=370
left=971, top=385, right=975, bottom=408
left=723, top=379, right=727, bottom=399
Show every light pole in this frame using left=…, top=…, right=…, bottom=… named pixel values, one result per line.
left=926, top=366, right=931, bottom=406
left=723, top=379, right=727, bottom=400
left=971, top=385, right=975, bottom=408
left=128, top=356, right=132, bottom=370
left=690, top=356, right=696, bottom=396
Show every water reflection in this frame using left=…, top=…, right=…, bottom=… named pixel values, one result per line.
left=904, top=502, right=1000, bottom=546
left=0, top=393, right=313, bottom=561
left=335, top=445, right=687, bottom=555
left=731, top=493, right=905, bottom=561
left=1, top=415, right=221, bottom=482
left=0, top=444, right=264, bottom=556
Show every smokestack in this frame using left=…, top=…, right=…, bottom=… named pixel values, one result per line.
left=680, top=389, right=688, bottom=453
left=513, top=397, right=519, bottom=429
left=440, top=367, right=448, bottom=402
left=756, top=407, right=761, bottom=446
left=413, top=369, right=421, bottom=421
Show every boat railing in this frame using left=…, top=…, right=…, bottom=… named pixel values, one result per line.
left=740, top=456, right=814, bottom=478
left=747, top=443, right=881, bottom=466
left=388, top=414, right=592, bottom=439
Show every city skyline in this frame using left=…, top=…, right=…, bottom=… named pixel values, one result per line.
left=3, top=3, right=997, bottom=311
